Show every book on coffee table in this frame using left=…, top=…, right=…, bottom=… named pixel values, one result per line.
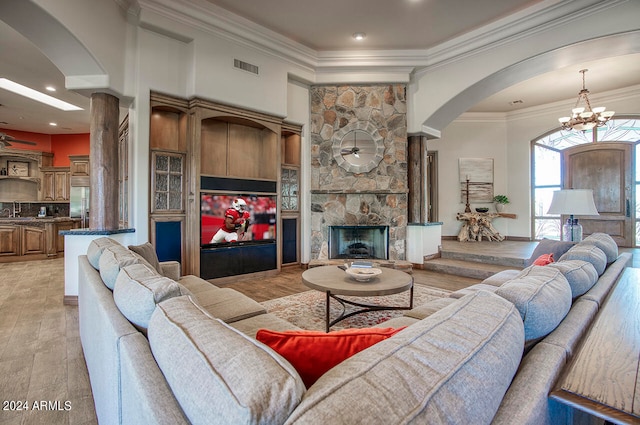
left=350, top=261, right=373, bottom=268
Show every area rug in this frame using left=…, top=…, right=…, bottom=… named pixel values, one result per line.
left=261, top=284, right=451, bottom=331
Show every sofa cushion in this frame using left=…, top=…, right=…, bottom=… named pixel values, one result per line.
left=113, top=263, right=192, bottom=331
left=87, top=237, right=122, bottom=270
left=495, top=266, right=572, bottom=343
left=559, top=244, right=607, bottom=275
left=481, top=269, right=521, bottom=287
left=285, top=291, right=524, bottom=424
left=581, top=232, right=618, bottom=263
left=195, top=287, right=267, bottom=322
left=256, top=327, right=404, bottom=388
left=128, top=242, right=161, bottom=274
left=524, top=238, right=575, bottom=267
left=148, top=296, right=305, bottom=425
left=99, top=245, right=154, bottom=290
left=546, top=260, right=598, bottom=299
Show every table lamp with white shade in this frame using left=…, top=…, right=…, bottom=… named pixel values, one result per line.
left=547, top=189, right=599, bottom=241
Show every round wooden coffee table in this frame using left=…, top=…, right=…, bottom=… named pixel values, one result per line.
left=302, top=265, right=414, bottom=332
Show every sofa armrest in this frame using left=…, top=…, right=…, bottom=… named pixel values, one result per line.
left=159, top=261, right=181, bottom=280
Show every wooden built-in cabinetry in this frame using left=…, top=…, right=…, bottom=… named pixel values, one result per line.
left=0, top=218, right=80, bottom=262
left=149, top=92, right=302, bottom=279
left=41, top=167, right=70, bottom=201
left=69, top=155, right=90, bottom=176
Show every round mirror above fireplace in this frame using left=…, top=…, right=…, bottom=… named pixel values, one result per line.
left=332, top=122, right=384, bottom=173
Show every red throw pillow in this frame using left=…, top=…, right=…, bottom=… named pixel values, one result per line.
left=533, top=253, right=554, bottom=266
left=256, top=327, right=405, bottom=388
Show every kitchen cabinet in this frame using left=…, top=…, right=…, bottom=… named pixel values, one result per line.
left=22, top=226, right=46, bottom=255
left=0, top=225, right=20, bottom=256
left=54, top=221, right=77, bottom=253
left=0, top=218, right=79, bottom=261
left=41, top=167, right=70, bottom=201
left=69, top=155, right=90, bottom=176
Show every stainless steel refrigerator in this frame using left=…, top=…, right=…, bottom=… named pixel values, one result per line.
left=70, top=186, right=90, bottom=228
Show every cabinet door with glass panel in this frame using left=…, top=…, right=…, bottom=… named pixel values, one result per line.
left=151, top=151, right=184, bottom=213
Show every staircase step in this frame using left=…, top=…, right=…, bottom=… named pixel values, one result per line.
left=440, top=249, right=526, bottom=268
left=422, top=258, right=520, bottom=280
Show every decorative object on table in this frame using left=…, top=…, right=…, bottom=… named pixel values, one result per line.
left=558, top=69, right=614, bottom=132
left=459, top=158, right=494, bottom=204
left=345, top=267, right=382, bottom=282
left=7, top=160, right=29, bottom=176
left=350, top=260, right=373, bottom=268
left=456, top=212, right=505, bottom=242
left=464, top=177, right=471, bottom=212
left=493, top=195, right=509, bottom=213
left=547, top=189, right=599, bottom=242
left=475, top=207, right=489, bottom=213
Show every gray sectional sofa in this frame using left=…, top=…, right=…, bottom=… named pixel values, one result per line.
left=78, top=234, right=631, bottom=425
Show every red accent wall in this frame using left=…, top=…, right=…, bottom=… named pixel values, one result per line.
left=1, top=128, right=89, bottom=166
left=51, top=134, right=90, bottom=166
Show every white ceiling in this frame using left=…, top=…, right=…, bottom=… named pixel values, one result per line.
left=0, top=0, right=637, bottom=137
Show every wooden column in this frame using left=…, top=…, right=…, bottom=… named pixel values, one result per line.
left=89, top=92, right=119, bottom=230
left=407, top=134, right=427, bottom=223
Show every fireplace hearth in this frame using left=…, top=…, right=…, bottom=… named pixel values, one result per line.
left=329, top=225, right=389, bottom=260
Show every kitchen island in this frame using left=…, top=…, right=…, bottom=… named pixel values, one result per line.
left=0, top=217, right=81, bottom=262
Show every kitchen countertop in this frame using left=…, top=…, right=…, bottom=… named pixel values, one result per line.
left=0, top=217, right=81, bottom=224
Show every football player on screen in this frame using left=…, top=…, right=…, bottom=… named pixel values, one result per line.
left=210, top=198, right=251, bottom=243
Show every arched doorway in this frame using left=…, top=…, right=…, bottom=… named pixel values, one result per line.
left=532, top=118, right=640, bottom=246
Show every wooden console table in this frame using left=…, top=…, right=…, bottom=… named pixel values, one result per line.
left=456, top=212, right=516, bottom=242
left=550, top=267, right=640, bottom=424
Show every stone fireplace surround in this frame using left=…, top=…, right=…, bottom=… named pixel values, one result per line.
left=310, top=84, right=408, bottom=261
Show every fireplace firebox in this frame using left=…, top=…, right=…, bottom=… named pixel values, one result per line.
left=328, top=225, right=389, bottom=260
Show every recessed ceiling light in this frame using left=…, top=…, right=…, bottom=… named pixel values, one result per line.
left=45, top=85, right=56, bottom=92
left=352, top=32, right=366, bottom=41
left=49, top=122, right=57, bottom=126
left=0, top=78, right=82, bottom=111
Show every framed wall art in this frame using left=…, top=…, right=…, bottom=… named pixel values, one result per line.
left=459, top=158, right=494, bottom=202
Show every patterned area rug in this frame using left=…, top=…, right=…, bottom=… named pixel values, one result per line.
left=261, top=284, right=451, bottom=331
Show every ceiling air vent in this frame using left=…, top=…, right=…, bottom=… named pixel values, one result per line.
left=234, top=59, right=259, bottom=75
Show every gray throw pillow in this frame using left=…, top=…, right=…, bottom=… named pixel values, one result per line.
left=580, top=233, right=618, bottom=263
left=86, top=237, right=122, bottom=270
left=114, top=263, right=191, bottom=331
left=559, top=244, right=607, bottom=275
left=524, top=239, right=575, bottom=267
left=99, top=245, right=154, bottom=290
left=148, top=296, right=305, bottom=425
left=496, top=266, right=572, bottom=343
left=546, top=260, right=598, bottom=299
left=128, top=242, right=161, bottom=273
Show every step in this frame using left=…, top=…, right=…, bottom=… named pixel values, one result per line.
left=440, top=249, right=526, bottom=268
left=422, top=258, right=520, bottom=280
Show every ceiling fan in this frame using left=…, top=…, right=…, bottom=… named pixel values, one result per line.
left=341, top=131, right=360, bottom=158
left=0, top=132, right=37, bottom=148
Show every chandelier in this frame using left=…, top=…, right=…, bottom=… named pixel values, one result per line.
left=558, top=69, right=614, bottom=131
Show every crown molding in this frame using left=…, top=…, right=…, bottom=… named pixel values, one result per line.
left=457, top=84, right=640, bottom=124
left=137, top=0, right=626, bottom=78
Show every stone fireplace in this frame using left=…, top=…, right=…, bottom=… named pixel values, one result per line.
left=329, top=225, right=389, bottom=260
left=310, top=84, right=408, bottom=261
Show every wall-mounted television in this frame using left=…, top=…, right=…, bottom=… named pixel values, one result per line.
left=201, top=193, right=277, bottom=248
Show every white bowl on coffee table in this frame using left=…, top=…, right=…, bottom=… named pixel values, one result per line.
left=345, top=267, right=382, bottom=282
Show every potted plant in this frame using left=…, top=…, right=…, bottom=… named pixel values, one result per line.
left=493, top=195, right=510, bottom=212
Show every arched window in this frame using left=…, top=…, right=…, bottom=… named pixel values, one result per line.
left=532, top=118, right=640, bottom=243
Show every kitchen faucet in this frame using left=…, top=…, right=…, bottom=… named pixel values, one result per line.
left=13, top=201, right=21, bottom=218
